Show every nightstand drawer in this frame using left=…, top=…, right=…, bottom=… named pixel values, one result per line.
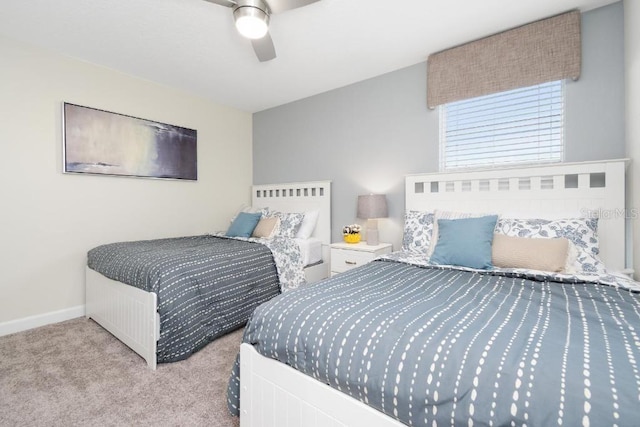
left=329, top=242, right=392, bottom=277
left=331, top=249, right=376, bottom=273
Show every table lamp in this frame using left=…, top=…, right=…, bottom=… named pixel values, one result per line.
left=357, top=194, right=388, bottom=245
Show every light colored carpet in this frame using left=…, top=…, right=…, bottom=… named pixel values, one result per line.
left=0, top=318, right=242, bottom=426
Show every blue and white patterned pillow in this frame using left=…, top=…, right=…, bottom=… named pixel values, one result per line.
left=402, top=210, right=434, bottom=254
left=495, top=217, right=605, bottom=274
left=268, top=211, right=305, bottom=239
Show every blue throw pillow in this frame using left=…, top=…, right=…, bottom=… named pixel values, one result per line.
left=226, top=212, right=262, bottom=238
left=430, top=215, right=499, bottom=270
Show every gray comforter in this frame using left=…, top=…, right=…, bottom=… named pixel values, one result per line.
left=88, top=235, right=280, bottom=363
left=228, top=259, right=640, bottom=426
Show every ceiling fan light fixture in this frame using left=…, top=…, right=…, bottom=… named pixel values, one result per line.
left=234, top=6, right=270, bottom=39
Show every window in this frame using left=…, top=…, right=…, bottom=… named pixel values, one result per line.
left=439, top=80, right=564, bottom=170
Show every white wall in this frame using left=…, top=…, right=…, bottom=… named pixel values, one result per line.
left=625, top=0, right=640, bottom=278
left=0, top=36, right=253, bottom=330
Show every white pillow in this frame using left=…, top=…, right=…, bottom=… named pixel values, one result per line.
left=296, top=210, right=320, bottom=240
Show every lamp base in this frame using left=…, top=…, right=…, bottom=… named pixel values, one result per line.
left=366, top=228, right=379, bottom=246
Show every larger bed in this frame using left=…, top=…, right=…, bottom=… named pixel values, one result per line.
left=229, top=160, right=640, bottom=427
left=85, top=180, right=331, bottom=369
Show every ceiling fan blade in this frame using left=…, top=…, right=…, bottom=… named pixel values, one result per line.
left=203, top=0, right=237, bottom=8
left=251, top=33, right=276, bottom=62
left=266, top=0, right=320, bottom=14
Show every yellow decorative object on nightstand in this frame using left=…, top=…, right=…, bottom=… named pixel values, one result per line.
left=343, top=233, right=361, bottom=244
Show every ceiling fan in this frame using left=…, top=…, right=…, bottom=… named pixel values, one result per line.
left=204, top=0, right=320, bottom=62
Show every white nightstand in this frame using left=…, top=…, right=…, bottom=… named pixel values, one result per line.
left=330, top=241, right=392, bottom=276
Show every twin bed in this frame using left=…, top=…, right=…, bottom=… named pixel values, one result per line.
left=229, top=159, right=640, bottom=427
left=85, top=180, right=331, bottom=369
left=85, top=159, right=639, bottom=426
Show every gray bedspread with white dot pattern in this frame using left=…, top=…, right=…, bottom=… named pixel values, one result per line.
left=88, top=235, right=281, bottom=363
left=228, top=259, right=640, bottom=426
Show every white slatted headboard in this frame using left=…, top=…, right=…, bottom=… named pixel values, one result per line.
left=406, top=160, right=629, bottom=272
left=252, top=180, right=332, bottom=247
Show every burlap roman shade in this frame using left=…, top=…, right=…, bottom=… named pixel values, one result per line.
left=427, top=10, right=581, bottom=109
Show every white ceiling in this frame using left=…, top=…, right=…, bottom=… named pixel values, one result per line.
left=0, top=0, right=618, bottom=113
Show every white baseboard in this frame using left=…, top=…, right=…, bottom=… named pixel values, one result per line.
left=0, top=305, right=85, bottom=337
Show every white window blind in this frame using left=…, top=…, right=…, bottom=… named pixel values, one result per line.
left=439, top=80, right=564, bottom=170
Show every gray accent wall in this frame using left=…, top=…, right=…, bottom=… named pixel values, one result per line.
left=565, top=3, right=625, bottom=161
left=254, top=2, right=625, bottom=248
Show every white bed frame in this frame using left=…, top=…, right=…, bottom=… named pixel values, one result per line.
left=85, top=180, right=331, bottom=370
left=239, top=159, right=631, bottom=427
left=251, top=180, right=332, bottom=282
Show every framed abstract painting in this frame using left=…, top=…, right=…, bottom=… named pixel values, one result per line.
left=62, top=103, right=197, bottom=180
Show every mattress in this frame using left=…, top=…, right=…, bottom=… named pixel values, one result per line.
left=295, top=237, right=322, bottom=266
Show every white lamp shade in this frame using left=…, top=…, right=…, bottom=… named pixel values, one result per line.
left=357, top=194, right=388, bottom=219
left=234, top=6, right=269, bottom=39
